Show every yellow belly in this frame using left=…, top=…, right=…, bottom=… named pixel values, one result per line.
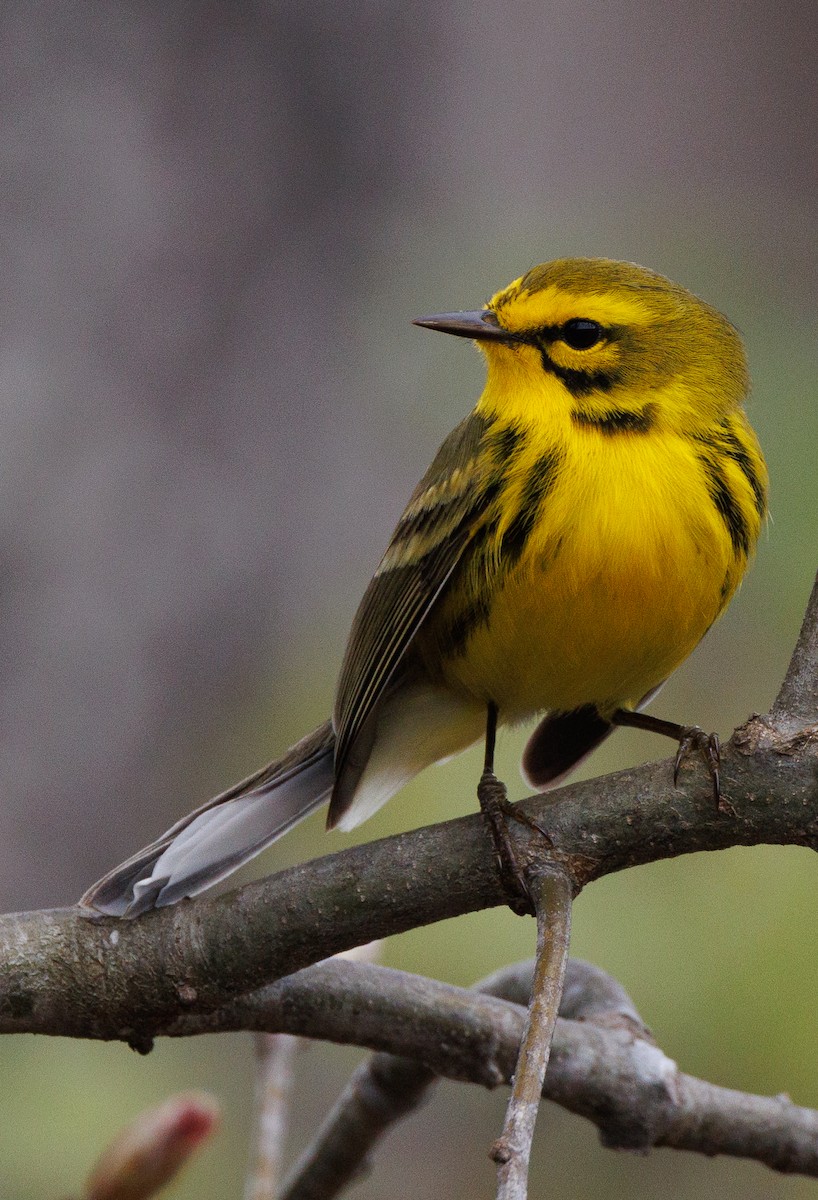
left=423, top=431, right=739, bottom=719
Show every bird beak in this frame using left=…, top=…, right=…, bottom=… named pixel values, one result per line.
left=412, top=310, right=512, bottom=342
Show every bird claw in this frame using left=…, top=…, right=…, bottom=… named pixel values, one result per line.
left=673, top=726, right=732, bottom=813
left=477, top=771, right=553, bottom=916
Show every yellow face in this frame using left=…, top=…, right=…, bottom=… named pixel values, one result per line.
left=478, top=258, right=749, bottom=432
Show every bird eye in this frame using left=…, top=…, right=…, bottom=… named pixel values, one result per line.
left=562, top=319, right=603, bottom=350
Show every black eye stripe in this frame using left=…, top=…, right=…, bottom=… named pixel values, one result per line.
left=561, top=318, right=603, bottom=350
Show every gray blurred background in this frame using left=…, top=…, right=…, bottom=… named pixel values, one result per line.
left=2, top=2, right=817, bottom=1197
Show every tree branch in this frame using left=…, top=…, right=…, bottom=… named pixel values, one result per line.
left=2, top=704, right=817, bottom=1042
left=278, top=958, right=653, bottom=1200
left=163, top=960, right=818, bottom=1178
left=280, top=1052, right=435, bottom=1200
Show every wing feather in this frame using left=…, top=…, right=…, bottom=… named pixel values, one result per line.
left=331, top=410, right=497, bottom=814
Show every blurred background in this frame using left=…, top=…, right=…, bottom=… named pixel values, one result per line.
left=1, top=1, right=816, bottom=1196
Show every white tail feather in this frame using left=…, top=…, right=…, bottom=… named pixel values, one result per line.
left=333, top=683, right=484, bottom=831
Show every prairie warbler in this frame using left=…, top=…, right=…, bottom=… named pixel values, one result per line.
left=83, top=257, right=767, bottom=916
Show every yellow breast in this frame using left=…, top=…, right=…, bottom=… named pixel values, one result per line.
left=424, top=425, right=743, bottom=719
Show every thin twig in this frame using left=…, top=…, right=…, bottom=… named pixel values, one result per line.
left=771, top=569, right=818, bottom=724
left=491, top=869, right=572, bottom=1199
left=280, top=1054, right=435, bottom=1200
left=244, top=1033, right=301, bottom=1200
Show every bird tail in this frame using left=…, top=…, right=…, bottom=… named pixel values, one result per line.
left=80, top=721, right=335, bottom=917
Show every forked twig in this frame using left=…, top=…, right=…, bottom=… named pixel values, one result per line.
left=275, top=958, right=639, bottom=1200
left=491, top=867, right=572, bottom=1200
left=203, top=956, right=818, bottom=1192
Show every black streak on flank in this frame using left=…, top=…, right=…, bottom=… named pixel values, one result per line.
left=699, top=454, right=751, bottom=556
left=571, top=405, right=656, bottom=435
left=719, top=421, right=767, bottom=521
left=500, top=449, right=562, bottom=566
left=484, top=421, right=525, bottom=467
left=443, top=592, right=493, bottom=656
left=692, top=420, right=766, bottom=524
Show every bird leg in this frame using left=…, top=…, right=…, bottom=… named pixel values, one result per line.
left=610, top=709, right=731, bottom=814
left=477, top=702, right=536, bottom=916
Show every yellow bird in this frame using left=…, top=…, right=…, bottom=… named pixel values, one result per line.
left=83, top=258, right=767, bottom=917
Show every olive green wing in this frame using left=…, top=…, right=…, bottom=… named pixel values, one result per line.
left=330, top=410, right=498, bottom=821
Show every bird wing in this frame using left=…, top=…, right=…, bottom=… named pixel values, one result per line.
left=330, top=409, right=499, bottom=821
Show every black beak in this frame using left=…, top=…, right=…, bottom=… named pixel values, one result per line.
left=412, top=310, right=513, bottom=342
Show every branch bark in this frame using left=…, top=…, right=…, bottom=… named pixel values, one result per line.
left=1, top=704, right=817, bottom=1042
left=145, top=960, right=818, bottom=1178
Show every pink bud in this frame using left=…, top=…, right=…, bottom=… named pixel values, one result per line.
left=85, top=1092, right=220, bottom=1200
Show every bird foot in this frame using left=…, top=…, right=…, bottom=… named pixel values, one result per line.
left=673, top=726, right=733, bottom=814
left=477, top=770, right=551, bottom=916
left=611, top=709, right=734, bottom=816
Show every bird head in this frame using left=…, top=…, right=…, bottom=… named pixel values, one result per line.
left=414, top=258, right=749, bottom=434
